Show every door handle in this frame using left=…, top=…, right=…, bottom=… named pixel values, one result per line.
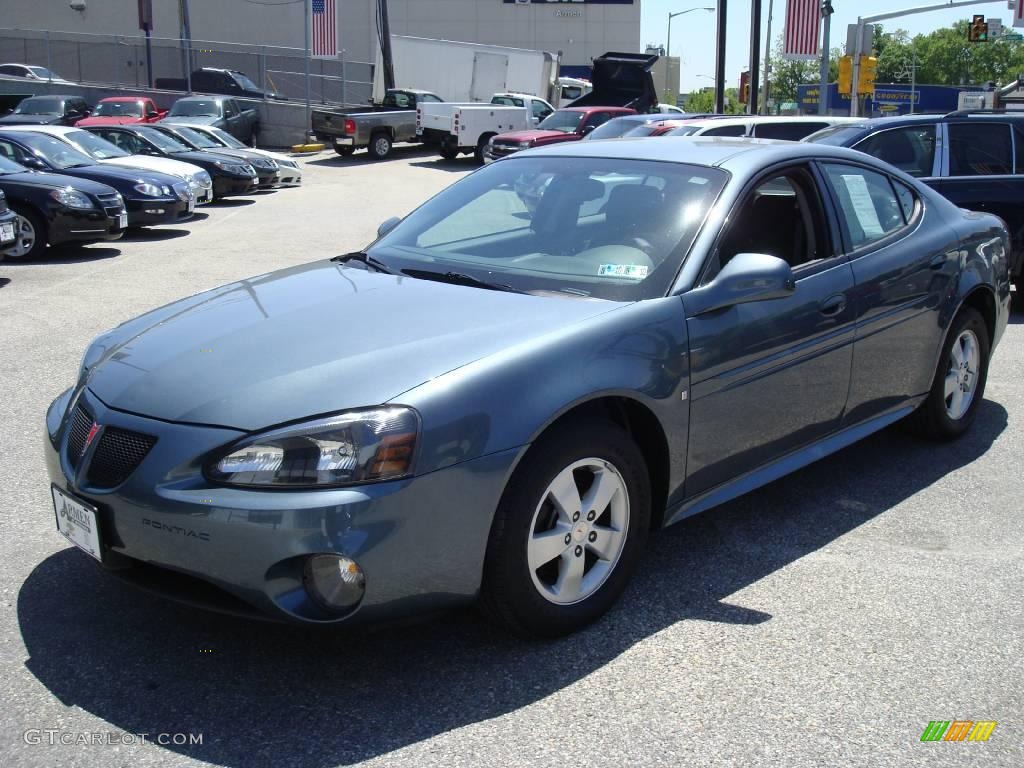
left=929, top=254, right=947, bottom=270
left=820, top=294, right=847, bottom=317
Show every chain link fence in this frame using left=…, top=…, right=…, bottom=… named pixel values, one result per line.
left=0, top=27, right=373, bottom=106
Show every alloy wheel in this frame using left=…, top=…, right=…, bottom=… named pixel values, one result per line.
left=527, top=458, right=629, bottom=605
left=10, top=214, right=36, bottom=259
left=944, top=329, right=980, bottom=420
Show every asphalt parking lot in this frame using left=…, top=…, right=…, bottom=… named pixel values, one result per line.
left=1, top=146, right=1022, bottom=768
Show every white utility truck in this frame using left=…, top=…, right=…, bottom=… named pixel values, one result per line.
left=417, top=93, right=554, bottom=163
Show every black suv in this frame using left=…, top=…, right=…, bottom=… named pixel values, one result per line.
left=806, top=112, right=1024, bottom=292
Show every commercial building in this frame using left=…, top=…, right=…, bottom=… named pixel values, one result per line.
left=1, top=0, right=640, bottom=76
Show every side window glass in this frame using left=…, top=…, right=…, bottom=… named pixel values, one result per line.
left=0, top=140, right=18, bottom=162
left=823, top=163, right=907, bottom=250
left=754, top=122, right=827, bottom=140
left=948, top=122, right=1012, bottom=176
left=891, top=179, right=917, bottom=222
left=855, top=126, right=936, bottom=178
left=586, top=112, right=612, bottom=129
left=703, top=124, right=746, bottom=137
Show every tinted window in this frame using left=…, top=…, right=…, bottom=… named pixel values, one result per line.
left=134, top=126, right=190, bottom=151
left=168, top=99, right=220, bottom=117
left=854, top=126, right=936, bottom=177
left=381, top=92, right=412, bottom=108
left=701, top=124, right=747, bottom=137
left=948, top=122, right=1012, bottom=176
left=753, top=121, right=828, bottom=141
left=586, top=117, right=641, bottom=140
left=370, top=157, right=728, bottom=301
left=531, top=100, right=551, bottom=119
left=3, top=132, right=92, bottom=169
left=13, top=97, right=63, bottom=115
left=823, top=164, right=906, bottom=249
left=538, top=110, right=585, bottom=133
left=584, top=112, right=614, bottom=130
left=892, top=179, right=917, bottom=221
left=667, top=125, right=702, bottom=136
left=561, top=86, right=583, bottom=101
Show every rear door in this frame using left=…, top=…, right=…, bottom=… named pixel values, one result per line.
left=470, top=53, right=509, bottom=102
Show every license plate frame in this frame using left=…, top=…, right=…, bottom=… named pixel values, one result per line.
left=335, top=137, right=354, bottom=146
left=118, top=212, right=128, bottom=229
left=0, top=221, right=14, bottom=245
left=52, top=484, right=103, bottom=563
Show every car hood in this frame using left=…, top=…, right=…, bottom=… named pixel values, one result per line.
left=165, top=115, right=222, bottom=127
left=0, top=169, right=120, bottom=195
left=0, top=114, right=62, bottom=125
left=84, top=261, right=623, bottom=431
left=98, top=156, right=205, bottom=179
left=496, top=129, right=576, bottom=144
left=75, top=116, right=146, bottom=127
left=58, top=163, right=181, bottom=188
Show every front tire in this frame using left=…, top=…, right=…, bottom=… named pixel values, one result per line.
left=368, top=132, right=392, bottom=160
left=480, top=420, right=650, bottom=638
left=7, top=206, right=46, bottom=260
left=908, top=306, right=990, bottom=440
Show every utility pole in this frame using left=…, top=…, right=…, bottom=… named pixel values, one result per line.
left=379, top=0, right=395, bottom=91
left=304, top=0, right=311, bottom=140
left=819, top=1, right=834, bottom=115
left=762, top=0, right=774, bottom=114
left=180, top=0, right=193, bottom=93
left=749, top=0, right=761, bottom=114
left=715, top=0, right=727, bottom=112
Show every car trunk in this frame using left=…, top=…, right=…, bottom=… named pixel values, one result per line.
left=567, top=52, right=659, bottom=113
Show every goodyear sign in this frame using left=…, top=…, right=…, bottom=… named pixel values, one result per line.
left=874, top=88, right=921, bottom=105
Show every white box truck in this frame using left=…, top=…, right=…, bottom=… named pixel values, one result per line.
left=372, top=36, right=560, bottom=104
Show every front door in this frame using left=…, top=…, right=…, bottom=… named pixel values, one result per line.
left=682, top=164, right=857, bottom=496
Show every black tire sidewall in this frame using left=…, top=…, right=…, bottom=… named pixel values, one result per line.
left=482, top=421, right=650, bottom=637
left=369, top=133, right=391, bottom=159
left=928, top=308, right=990, bottom=438
left=8, top=205, right=45, bottom=260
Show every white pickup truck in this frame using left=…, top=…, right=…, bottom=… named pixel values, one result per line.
left=417, top=93, right=554, bottom=163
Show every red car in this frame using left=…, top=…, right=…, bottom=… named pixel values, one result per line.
left=76, top=97, right=167, bottom=127
left=483, top=107, right=636, bottom=162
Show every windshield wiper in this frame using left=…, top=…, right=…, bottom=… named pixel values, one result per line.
left=331, top=251, right=396, bottom=274
left=401, top=268, right=523, bottom=293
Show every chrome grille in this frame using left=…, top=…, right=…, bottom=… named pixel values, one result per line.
left=95, top=192, right=124, bottom=217
left=86, top=427, right=157, bottom=489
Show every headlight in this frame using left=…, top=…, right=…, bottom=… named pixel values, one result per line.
left=212, top=160, right=245, bottom=172
left=206, top=406, right=419, bottom=488
left=253, top=158, right=278, bottom=170
left=133, top=182, right=172, bottom=197
left=192, top=170, right=212, bottom=185
left=49, top=187, right=94, bottom=209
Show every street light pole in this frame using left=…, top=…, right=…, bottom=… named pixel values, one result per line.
left=818, top=1, right=834, bottom=115
left=666, top=7, right=715, bottom=105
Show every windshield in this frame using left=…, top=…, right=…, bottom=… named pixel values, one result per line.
left=13, top=132, right=93, bottom=168
left=65, top=129, right=129, bottom=159
left=205, top=126, right=245, bottom=148
left=168, top=100, right=219, bottom=117
left=172, top=126, right=219, bottom=149
left=135, top=126, right=191, bottom=152
left=369, top=156, right=728, bottom=301
left=27, top=66, right=59, bottom=79
left=666, top=125, right=703, bottom=136
left=232, top=72, right=260, bottom=91
left=94, top=100, right=144, bottom=117
left=0, top=155, right=26, bottom=174
left=14, top=97, right=62, bottom=115
left=586, top=118, right=643, bottom=141
left=802, top=124, right=869, bottom=145
left=538, top=111, right=585, bottom=133
left=491, top=96, right=526, bottom=107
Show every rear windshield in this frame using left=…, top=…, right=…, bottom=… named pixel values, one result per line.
left=14, top=97, right=63, bottom=115
left=168, top=100, right=220, bottom=117
left=94, top=100, right=145, bottom=117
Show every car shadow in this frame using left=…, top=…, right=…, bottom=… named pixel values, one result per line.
left=306, top=144, right=436, bottom=167
left=0, top=276, right=10, bottom=288
left=121, top=228, right=191, bottom=243
left=207, top=198, right=256, bottom=207
left=408, top=157, right=481, bottom=172
left=7, top=246, right=122, bottom=265
left=16, top=400, right=1008, bottom=767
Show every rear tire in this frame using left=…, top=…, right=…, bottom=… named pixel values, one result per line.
left=368, top=132, right=392, bottom=160
left=439, top=138, right=459, bottom=161
left=907, top=307, right=989, bottom=440
left=480, top=420, right=650, bottom=638
left=7, top=206, right=46, bottom=260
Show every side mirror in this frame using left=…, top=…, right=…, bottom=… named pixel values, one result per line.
left=580, top=124, right=596, bottom=135
left=19, top=155, right=47, bottom=170
left=684, top=253, right=795, bottom=316
left=147, top=111, right=159, bottom=119
left=377, top=216, right=401, bottom=238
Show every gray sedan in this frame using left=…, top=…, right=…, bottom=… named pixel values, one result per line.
left=45, top=138, right=1011, bottom=637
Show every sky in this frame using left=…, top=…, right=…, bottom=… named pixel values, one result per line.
left=640, top=0, right=1014, bottom=93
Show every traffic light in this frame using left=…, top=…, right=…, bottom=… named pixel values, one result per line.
left=969, top=15, right=989, bottom=42
left=838, top=55, right=853, bottom=96
left=857, top=55, right=878, bottom=95
left=739, top=70, right=750, bottom=104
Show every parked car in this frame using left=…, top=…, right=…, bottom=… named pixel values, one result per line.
left=1, top=125, right=213, bottom=204
left=163, top=96, right=260, bottom=144
left=83, top=125, right=258, bottom=199
left=0, top=63, right=72, bottom=83
left=654, top=104, right=686, bottom=114
left=0, top=95, right=90, bottom=126
left=622, top=119, right=691, bottom=137
left=665, top=115, right=856, bottom=140
left=147, top=123, right=279, bottom=189
left=75, top=97, right=167, bottom=127
left=42, top=138, right=1009, bottom=636
left=312, top=88, right=443, bottom=159
left=155, top=68, right=286, bottom=101
left=162, top=122, right=301, bottom=186
left=804, top=111, right=1024, bottom=293
left=0, top=189, right=18, bottom=255
left=583, top=113, right=692, bottom=141
left=417, top=95, right=551, bottom=163
left=0, top=154, right=125, bottom=260
left=483, top=106, right=636, bottom=162
left=0, top=130, right=195, bottom=228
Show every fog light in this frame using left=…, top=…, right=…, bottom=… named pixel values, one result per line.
left=303, top=554, right=365, bottom=612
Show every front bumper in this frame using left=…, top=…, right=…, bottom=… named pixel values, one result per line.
left=48, top=206, right=125, bottom=247
left=212, top=174, right=258, bottom=198
left=483, top=144, right=523, bottom=164
left=45, top=387, right=518, bottom=626
left=124, top=196, right=194, bottom=227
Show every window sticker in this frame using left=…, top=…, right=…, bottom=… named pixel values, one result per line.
left=839, top=173, right=885, bottom=239
left=598, top=264, right=649, bottom=279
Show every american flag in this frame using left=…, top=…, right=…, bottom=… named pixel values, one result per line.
left=311, top=0, right=336, bottom=58
left=782, top=0, right=820, bottom=61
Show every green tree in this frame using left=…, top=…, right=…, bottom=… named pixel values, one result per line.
left=770, top=37, right=819, bottom=103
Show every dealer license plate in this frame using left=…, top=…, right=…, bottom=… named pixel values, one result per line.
left=118, top=212, right=128, bottom=229
left=0, top=221, right=14, bottom=244
left=52, top=485, right=102, bottom=562
left=335, top=137, right=354, bottom=146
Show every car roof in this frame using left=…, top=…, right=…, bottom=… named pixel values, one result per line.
left=609, top=113, right=686, bottom=125
left=847, top=111, right=1024, bottom=129
left=0, top=125, right=78, bottom=135
left=560, top=106, right=633, bottom=113
left=520, top=135, right=884, bottom=169
left=98, top=96, right=147, bottom=102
